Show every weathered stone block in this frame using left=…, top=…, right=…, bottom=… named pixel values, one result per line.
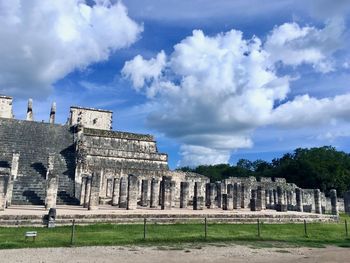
left=344, top=191, right=350, bottom=215
left=88, top=172, right=101, bottom=210
left=330, top=189, right=338, bottom=215
left=295, top=188, right=303, bottom=212
left=0, top=176, right=9, bottom=211
left=314, top=189, right=322, bottom=214
left=207, top=183, right=216, bottom=209
left=45, top=173, right=59, bottom=210
left=220, top=193, right=227, bottom=211
left=119, top=176, right=127, bottom=208
left=127, top=174, right=138, bottom=210
left=216, top=182, right=224, bottom=208
left=180, top=182, right=189, bottom=208
left=112, top=178, right=119, bottom=206
left=83, top=176, right=92, bottom=208
left=150, top=178, right=159, bottom=208
left=141, top=179, right=149, bottom=207
left=233, top=183, right=241, bottom=209
left=193, top=182, right=203, bottom=210
left=161, top=176, right=172, bottom=210
left=275, top=204, right=288, bottom=212
left=79, top=177, right=87, bottom=206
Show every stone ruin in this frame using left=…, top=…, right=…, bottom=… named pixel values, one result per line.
left=0, top=95, right=344, bottom=217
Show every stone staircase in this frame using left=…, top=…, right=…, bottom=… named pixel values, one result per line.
left=12, top=176, right=46, bottom=205
left=0, top=118, right=79, bottom=205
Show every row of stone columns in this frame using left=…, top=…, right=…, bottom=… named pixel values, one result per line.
left=210, top=183, right=244, bottom=211
left=77, top=174, right=339, bottom=215
left=79, top=172, right=101, bottom=210
left=248, top=186, right=338, bottom=215
left=79, top=175, right=193, bottom=210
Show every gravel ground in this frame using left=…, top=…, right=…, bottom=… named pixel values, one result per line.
left=0, top=244, right=349, bottom=263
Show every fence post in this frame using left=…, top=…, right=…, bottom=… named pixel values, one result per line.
left=345, top=219, right=348, bottom=238
left=304, top=219, right=308, bottom=237
left=204, top=217, right=207, bottom=239
left=257, top=219, right=260, bottom=237
left=143, top=218, right=147, bottom=240
left=70, top=219, right=76, bottom=246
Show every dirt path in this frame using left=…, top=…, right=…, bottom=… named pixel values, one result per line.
left=0, top=244, right=349, bottom=263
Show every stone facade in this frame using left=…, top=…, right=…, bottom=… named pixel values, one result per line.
left=0, top=96, right=13, bottom=119
left=0, top=95, right=343, bottom=216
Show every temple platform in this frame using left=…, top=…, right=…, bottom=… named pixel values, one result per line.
left=0, top=205, right=339, bottom=226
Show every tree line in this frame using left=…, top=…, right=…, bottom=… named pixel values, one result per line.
left=178, top=146, right=350, bottom=197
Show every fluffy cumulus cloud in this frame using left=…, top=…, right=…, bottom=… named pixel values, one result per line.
left=122, top=20, right=350, bottom=166
left=265, top=19, right=345, bottom=72
left=0, top=0, right=142, bottom=97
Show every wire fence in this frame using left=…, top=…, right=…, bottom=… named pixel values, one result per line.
left=0, top=218, right=349, bottom=248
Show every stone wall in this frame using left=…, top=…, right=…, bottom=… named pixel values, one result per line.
left=0, top=96, right=13, bottom=119
left=75, top=127, right=169, bottom=201
left=69, top=107, right=112, bottom=130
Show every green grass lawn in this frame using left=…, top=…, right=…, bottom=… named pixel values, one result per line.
left=0, top=214, right=349, bottom=249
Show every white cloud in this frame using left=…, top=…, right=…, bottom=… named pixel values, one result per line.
left=265, top=19, right=345, bottom=72
left=178, top=145, right=231, bottom=167
left=0, top=0, right=142, bottom=98
left=123, top=21, right=349, bottom=166
left=122, top=51, right=166, bottom=91
left=270, top=94, right=350, bottom=127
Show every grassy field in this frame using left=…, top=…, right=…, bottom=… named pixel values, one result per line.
left=0, top=214, right=349, bottom=249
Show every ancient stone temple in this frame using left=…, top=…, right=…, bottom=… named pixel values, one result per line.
left=0, top=95, right=178, bottom=206
left=0, top=95, right=343, bottom=217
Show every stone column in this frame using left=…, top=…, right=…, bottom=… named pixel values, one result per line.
left=344, top=191, right=350, bottom=215
left=83, top=176, right=92, bottom=208
left=222, top=194, right=228, bottom=210
left=268, top=190, right=273, bottom=209
left=193, top=182, right=203, bottom=210
left=49, top=102, right=56, bottom=124
left=26, top=98, right=33, bottom=121
left=45, top=173, right=59, bottom=210
left=159, top=180, right=163, bottom=206
left=241, top=184, right=245, bottom=208
left=112, top=178, right=120, bottom=206
left=79, top=177, right=87, bottom=206
left=106, top=178, right=113, bottom=197
left=205, top=183, right=210, bottom=207
left=170, top=181, right=176, bottom=207
left=330, top=189, right=338, bottom=215
left=45, top=154, right=58, bottom=210
left=150, top=178, right=159, bottom=208
left=273, top=189, right=277, bottom=208
left=88, top=171, right=101, bottom=210
left=0, top=176, right=9, bottom=211
left=233, top=183, right=241, bottom=209
left=180, top=182, right=189, bottom=208
left=295, top=188, right=303, bottom=212
left=216, top=182, right=223, bottom=208
left=208, top=183, right=216, bottom=208
left=227, top=184, right=234, bottom=210
left=256, top=186, right=263, bottom=210
left=119, top=176, right=127, bottom=208
left=141, top=179, right=149, bottom=207
left=161, top=176, right=172, bottom=210
left=265, top=189, right=269, bottom=209
left=127, top=174, right=138, bottom=210
left=276, top=186, right=287, bottom=212
left=6, top=153, right=20, bottom=207
left=250, top=189, right=260, bottom=211
left=314, top=189, right=322, bottom=214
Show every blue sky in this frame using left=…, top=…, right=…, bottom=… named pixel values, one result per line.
left=1, top=0, right=350, bottom=169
